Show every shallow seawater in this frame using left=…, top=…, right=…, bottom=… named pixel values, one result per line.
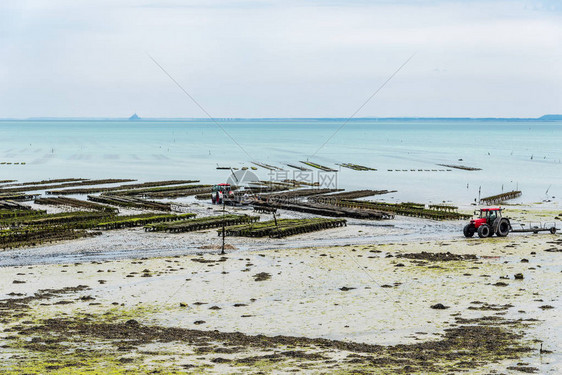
left=1, top=119, right=561, bottom=203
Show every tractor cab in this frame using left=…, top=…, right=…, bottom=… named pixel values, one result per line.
left=212, top=184, right=231, bottom=194
left=474, top=208, right=502, bottom=227
left=211, top=183, right=234, bottom=204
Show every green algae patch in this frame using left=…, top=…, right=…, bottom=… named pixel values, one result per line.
left=1, top=310, right=534, bottom=374
left=1, top=356, right=155, bottom=375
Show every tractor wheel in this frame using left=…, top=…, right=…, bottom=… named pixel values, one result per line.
left=212, top=196, right=216, bottom=204
left=463, top=224, right=475, bottom=238
left=495, top=219, right=510, bottom=237
left=478, top=224, right=492, bottom=238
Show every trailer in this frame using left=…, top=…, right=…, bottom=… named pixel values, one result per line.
left=510, top=222, right=557, bottom=235
left=463, top=207, right=557, bottom=238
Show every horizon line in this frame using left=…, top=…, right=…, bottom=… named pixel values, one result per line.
left=0, top=115, right=561, bottom=122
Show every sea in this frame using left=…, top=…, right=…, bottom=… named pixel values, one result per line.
left=1, top=118, right=561, bottom=205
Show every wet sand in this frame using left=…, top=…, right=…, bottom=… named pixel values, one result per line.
left=1, top=228, right=561, bottom=373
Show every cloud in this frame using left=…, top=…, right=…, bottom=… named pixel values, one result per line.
left=0, top=0, right=560, bottom=117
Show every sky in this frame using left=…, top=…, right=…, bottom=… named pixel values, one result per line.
left=0, top=0, right=561, bottom=118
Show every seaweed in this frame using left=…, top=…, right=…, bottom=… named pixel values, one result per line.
left=252, top=162, right=283, bottom=171
left=94, top=213, right=196, bottom=230
left=87, top=195, right=171, bottom=211
left=337, top=200, right=471, bottom=220
left=437, top=164, right=482, bottom=171
left=0, top=209, right=46, bottom=219
left=286, top=164, right=311, bottom=171
left=47, top=180, right=199, bottom=195
left=2, top=178, right=87, bottom=188
left=0, top=179, right=135, bottom=194
left=0, top=211, right=196, bottom=248
left=281, top=179, right=319, bottom=187
left=7, top=314, right=533, bottom=374
left=337, top=163, right=377, bottom=171
left=0, top=200, right=35, bottom=210
left=0, top=226, right=100, bottom=249
left=310, top=189, right=394, bottom=203
left=145, top=215, right=258, bottom=233
left=0, top=211, right=112, bottom=228
left=253, top=200, right=394, bottom=220
left=110, top=184, right=211, bottom=198
left=428, top=204, right=459, bottom=212
left=264, top=188, right=342, bottom=200
left=222, top=218, right=347, bottom=238
left=299, top=161, right=337, bottom=172
left=0, top=193, right=38, bottom=202
left=35, top=197, right=118, bottom=213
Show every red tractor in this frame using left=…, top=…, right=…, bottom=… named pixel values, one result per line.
left=211, top=183, right=234, bottom=205
left=463, top=208, right=512, bottom=238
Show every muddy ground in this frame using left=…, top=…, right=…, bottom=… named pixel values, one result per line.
left=1, top=231, right=561, bottom=373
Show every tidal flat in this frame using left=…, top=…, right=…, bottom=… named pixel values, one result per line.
left=1, top=233, right=561, bottom=374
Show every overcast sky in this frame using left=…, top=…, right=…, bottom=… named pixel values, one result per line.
left=0, top=0, right=561, bottom=118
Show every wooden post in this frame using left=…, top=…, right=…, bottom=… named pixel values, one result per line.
left=478, top=186, right=481, bottom=205
left=273, top=212, right=279, bottom=237
left=221, top=199, right=226, bottom=255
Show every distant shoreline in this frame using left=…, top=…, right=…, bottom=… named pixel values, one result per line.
left=1, top=115, right=561, bottom=122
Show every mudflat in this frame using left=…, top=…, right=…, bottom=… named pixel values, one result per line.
left=1, top=231, right=560, bottom=373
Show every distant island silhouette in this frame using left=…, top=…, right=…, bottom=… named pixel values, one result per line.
left=538, top=114, right=562, bottom=121
left=129, top=113, right=141, bottom=121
